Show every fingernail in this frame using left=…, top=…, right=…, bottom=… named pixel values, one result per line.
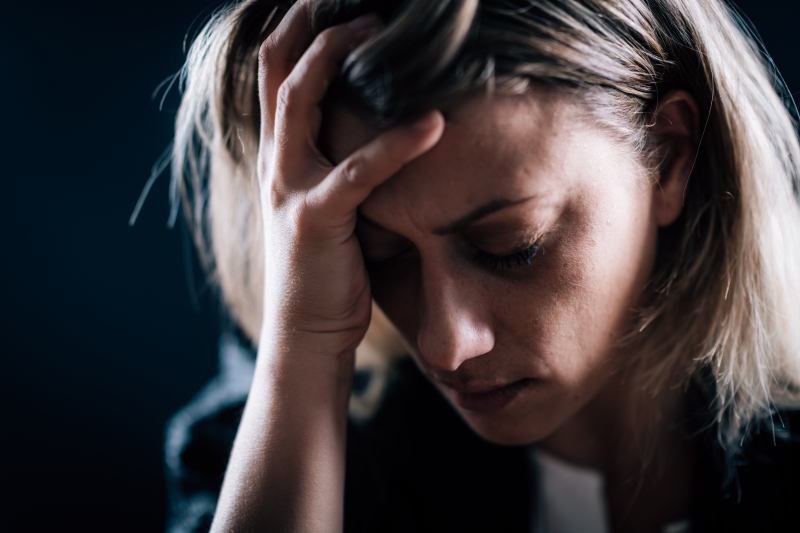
left=348, top=13, right=382, bottom=32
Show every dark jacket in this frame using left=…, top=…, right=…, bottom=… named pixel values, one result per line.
left=164, top=326, right=800, bottom=532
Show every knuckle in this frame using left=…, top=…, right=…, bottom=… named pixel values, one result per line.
left=258, top=159, right=292, bottom=212
left=271, top=186, right=291, bottom=212
left=291, top=199, right=316, bottom=232
left=264, top=174, right=290, bottom=211
left=314, top=27, right=340, bottom=50
left=264, top=174, right=317, bottom=232
left=258, top=35, right=276, bottom=67
left=340, top=157, right=364, bottom=185
left=276, top=80, right=298, bottom=116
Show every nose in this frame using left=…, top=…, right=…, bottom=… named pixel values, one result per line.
left=415, top=261, right=496, bottom=373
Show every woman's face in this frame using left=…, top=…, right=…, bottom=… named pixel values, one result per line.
left=320, top=91, right=659, bottom=446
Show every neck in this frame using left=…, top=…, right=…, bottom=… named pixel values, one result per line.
left=535, top=369, right=696, bottom=532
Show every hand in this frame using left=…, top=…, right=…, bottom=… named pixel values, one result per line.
left=256, top=1, right=445, bottom=362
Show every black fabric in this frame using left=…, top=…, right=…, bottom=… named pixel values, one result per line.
left=164, top=327, right=800, bottom=532
left=687, top=384, right=800, bottom=532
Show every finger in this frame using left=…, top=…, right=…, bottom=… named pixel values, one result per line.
left=257, top=0, right=315, bottom=141
left=305, top=111, right=445, bottom=225
left=274, top=13, right=382, bottom=163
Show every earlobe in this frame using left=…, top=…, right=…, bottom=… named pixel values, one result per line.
left=649, top=90, right=701, bottom=227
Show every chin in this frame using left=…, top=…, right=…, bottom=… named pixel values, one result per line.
left=455, top=406, right=558, bottom=447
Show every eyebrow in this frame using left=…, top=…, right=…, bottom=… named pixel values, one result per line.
left=357, top=195, right=539, bottom=236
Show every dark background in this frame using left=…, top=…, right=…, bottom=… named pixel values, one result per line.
left=3, top=1, right=797, bottom=531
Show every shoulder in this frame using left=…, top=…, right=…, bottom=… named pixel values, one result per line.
left=733, top=407, right=800, bottom=497
left=692, top=405, right=800, bottom=531
left=163, top=329, right=255, bottom=533
left=163, top=332, right=532, bottom=533
left=162, top=329, right=417, bottom=533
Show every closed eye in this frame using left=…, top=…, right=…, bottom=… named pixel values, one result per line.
left=472, top=241, right=541, bottom=272
left=362, top=240, right=543, bottom=273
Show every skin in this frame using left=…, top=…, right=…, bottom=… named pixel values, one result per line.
left=323, top=91, right=653, bottom=443
left=210, top=1, right=701, bottom=530
left=319, top=89, right=701, bottom=531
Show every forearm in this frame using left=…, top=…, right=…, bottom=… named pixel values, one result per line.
left=210, top=342, right=355, bottom=533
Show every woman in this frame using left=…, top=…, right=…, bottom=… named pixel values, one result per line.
left=163, top=0, right=800, bottom=531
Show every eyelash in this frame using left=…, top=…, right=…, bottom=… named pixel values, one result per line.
left=473, top=241, right=542, bottom=272
left=363, top=240, right=543, bottom=273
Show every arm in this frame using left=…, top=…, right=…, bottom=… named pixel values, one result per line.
left=210, top=343, right=354, bottom=532
left=205, top=2, right=444, bottom=531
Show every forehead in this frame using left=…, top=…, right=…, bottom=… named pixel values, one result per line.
left=318, top=91, right=581, bottom=228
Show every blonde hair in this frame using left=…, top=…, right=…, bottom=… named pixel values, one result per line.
left=169, top=0, right=800, bottom=465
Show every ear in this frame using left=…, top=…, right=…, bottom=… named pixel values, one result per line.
left=648, top=90, right=701, bottom=227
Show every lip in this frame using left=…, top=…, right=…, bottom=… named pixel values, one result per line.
left=438, top=379, right=525, bottom=394
left=441, top=378, right=538, bottom=412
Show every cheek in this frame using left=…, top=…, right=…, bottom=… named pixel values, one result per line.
left=365, top=186, right=656, bottom=377
left=508, top=196, right=656, bottom=384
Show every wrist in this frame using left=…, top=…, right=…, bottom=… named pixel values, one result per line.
left=256, top=331, right=356, bottom=398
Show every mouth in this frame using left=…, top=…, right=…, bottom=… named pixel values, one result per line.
left=440, top=378, right=539, bottom=413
